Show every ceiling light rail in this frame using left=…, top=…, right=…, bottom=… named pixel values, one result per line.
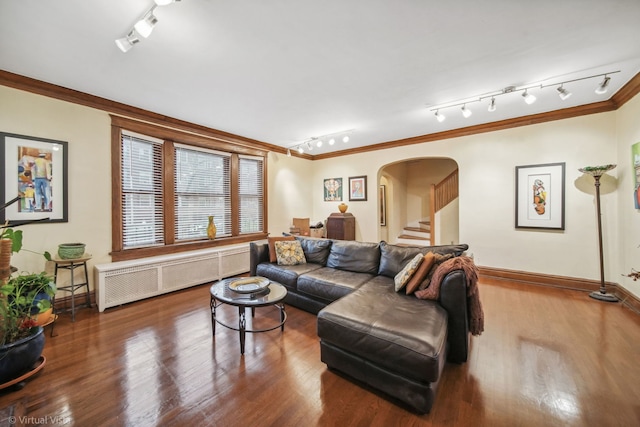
left=428, top=70, right=620, bottom=121
left=115, top=0, right=182, bottom=53
left=286, top=129, right=355, bottom=156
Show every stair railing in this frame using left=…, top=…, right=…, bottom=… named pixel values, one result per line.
left=429, top=169, right=459, bottom=245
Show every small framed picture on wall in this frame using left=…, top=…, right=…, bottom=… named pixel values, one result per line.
left=348, top=176, right=367, bottom=201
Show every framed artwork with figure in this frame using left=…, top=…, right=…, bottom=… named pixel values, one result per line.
left=348, top=176, right=367, bottom=201
left=0, top=132, right=68, bottom=225
left=515, top=162, right=565, bottom=230
left=324, top=177, right=342, bottom=201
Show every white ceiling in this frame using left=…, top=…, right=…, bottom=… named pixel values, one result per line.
left=2, top=0, right=640, bottom=155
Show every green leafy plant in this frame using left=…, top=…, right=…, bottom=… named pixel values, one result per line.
left=0, top=272, right=56, bottom=346
left=0, top=227, right=51, bottom=260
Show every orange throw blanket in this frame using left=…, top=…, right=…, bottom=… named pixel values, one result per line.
left=414, top=256, right=484, bottom=336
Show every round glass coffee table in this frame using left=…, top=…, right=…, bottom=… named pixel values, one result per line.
left=210, top=277, right=288, bottom=354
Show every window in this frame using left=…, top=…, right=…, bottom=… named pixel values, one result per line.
left=112, top=118, right=267, bottom=260
left=174, top=144, right=231, bottom=240
left=121, top=132, right=164, bottom=248
left=238, top=155, right=264, bottom=234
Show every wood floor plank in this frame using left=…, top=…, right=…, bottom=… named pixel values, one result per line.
left=1, top=278, right=639, bottom=426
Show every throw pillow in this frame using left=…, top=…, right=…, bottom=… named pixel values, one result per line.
left=394, top=253, right=424, bottom=292
left=405, top=252, right=436, bottom=295
left=268, top=236, right=295, bottom=262
left=274, top=240, right=307, bottom=266
left=417, top=252, right=453, bottom=291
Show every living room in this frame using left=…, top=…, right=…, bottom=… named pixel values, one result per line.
left=1, top=1, right=640, bottom=425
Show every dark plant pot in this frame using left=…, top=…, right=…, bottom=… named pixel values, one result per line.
left=30, top=292, right=52, bottom=316
left=0, top=327, right=45, bottom=384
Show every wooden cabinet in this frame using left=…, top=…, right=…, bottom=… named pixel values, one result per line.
left=326, top=213, right=355, bottom=240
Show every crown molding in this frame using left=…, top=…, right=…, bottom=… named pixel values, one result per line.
left=2, top=69, right=639, bottom=161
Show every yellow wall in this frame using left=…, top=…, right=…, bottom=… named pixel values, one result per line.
left=2, top=83, right=639, bottom=299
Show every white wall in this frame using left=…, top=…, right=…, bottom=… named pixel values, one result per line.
left=0, top=86, right=112, bottom=289
left=313, top=111, right=629, bottom=294
left=616, top=92, right=640, bottom=297
left=3, top=83, right=638, bottom=299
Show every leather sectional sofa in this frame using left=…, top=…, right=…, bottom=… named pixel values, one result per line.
left=249, top=237, right=471, bottom=414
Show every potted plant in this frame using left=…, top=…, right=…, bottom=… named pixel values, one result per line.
left=0, top=271, right=56, bottom=384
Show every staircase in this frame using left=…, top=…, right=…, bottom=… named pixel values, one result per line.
left=396, top=220, right=431, bottom=246
left=396, top=168, right=459, bottom=246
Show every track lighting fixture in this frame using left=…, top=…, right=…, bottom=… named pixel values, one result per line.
left=522, top=89, right=537, bottom=105
left=595, top=76, right=610, bottom=94
left=134, top=9, right=158, bottom=38
left=429, top=70, right=619, bottom=123
left=557, top=85, right=572, bottom=100
left=115, top=30, right=140, bottom=53
left=116, top=1, right=182, bottom=52
left=286, top=148, right=291, bottom=157
left=488, top=97, right=497, bottom=112
left=287, top=129, right=354, bottom=155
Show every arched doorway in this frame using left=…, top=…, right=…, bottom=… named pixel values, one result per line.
left=379, top=157, right=459, bottom=246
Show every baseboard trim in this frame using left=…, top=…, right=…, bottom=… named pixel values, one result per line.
left=478, top=266, right=640, bottom=314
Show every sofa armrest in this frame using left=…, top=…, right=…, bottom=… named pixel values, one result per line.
left=249, top=242, right=270, bottom=276
left=439, top=269, right=470, bottom=363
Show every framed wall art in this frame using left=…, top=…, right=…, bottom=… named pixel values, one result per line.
left=1, top=132, right=68, bottom=225
left=323, top=177, right=343, bottom=201
left=515, top=162, right=565, bottom=230
left=348, top=175, right=367, bottom=201
left=380, top=184, right=386, bottom=226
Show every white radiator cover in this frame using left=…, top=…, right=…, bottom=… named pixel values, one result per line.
left=94, top=243, right=250, bottom=312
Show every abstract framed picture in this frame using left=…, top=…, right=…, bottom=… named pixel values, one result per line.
left=348, top=176, right=367, bottom=201
left=324, top=177, right=343, bottom=201
left=515, top=162, right=565, bottom=230
left=1, top=132, right=68, bottom=225
left=632, top=141, right=640, bottom=209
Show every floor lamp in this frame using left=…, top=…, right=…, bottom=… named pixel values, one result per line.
left=578, top=164, right=618, bottom=302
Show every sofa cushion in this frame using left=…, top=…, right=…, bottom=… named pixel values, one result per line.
left=417, top=253, right=454, bottom=291
left=268, top=236, right=295, bottom=262
left=274, top=240, right=307, bottom=265
left=295, top=236, right=333, bottom=265
left=405, top=252, right=436, bottom=295
left=378, top=241, right=469, bottom=278
left=326, top=240, right=380, bottom=274
left=297, top=267, right=374, bottom=302
left=317, top=283, right=448, bottom=384
left=394, top=253, right=424, bottom=291
left=255, top=263, right=322, bottom=290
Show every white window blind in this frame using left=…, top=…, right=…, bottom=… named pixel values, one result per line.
left=121, top=133, right=164, bottom=249
left=238, top=155, right=264, bottom=234
left=174, top=144, right=231, bottom=240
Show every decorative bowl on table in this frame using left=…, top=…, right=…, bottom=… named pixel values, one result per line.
left=57, top=243, right=86, bottom=259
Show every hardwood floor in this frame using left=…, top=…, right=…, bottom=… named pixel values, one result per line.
left=1, top=277, right=639, bottom=426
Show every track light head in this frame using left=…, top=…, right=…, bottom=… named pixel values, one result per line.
left=328, top=138, right=336, bottom=145
left=306, top=142, right=313, bottom=151
left=286, top=148, right=291, bottom=157
left=316, top=139, right=323, bottom=147
left=595, top=76, right=611, bottom=95
left=115, top=30, right=140, bottom=53
left=522, top=89, right=537, bottom=105
left=557, top=85, right=572, bottom=100
left=134, top=10, right=158, bottom=38
left=297, top=146, right=304, bottom=154
left=342, top=135, right=350, bottom=143
left=461, top=104, right=472, bottom=118
left=435, top=110, right=446, bottom=122
left=488, top=97, right=497, bottom=112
